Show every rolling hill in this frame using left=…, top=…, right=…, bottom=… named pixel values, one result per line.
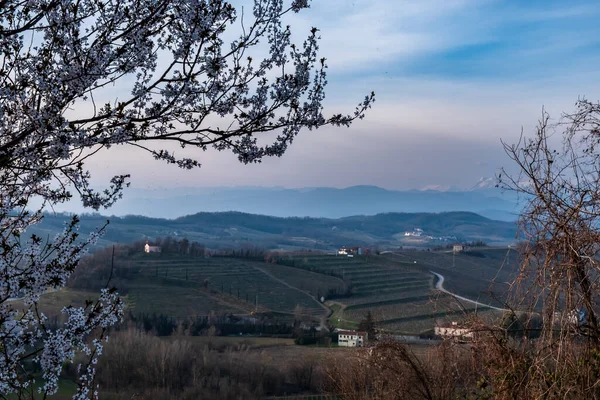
left=43, top=184, right=523, bottom=221
left=32, top=210, right=518, bottom=250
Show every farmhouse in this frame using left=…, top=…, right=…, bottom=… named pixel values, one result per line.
left=404, top=228, right=424, bottom=237
left=434, top=321, right=473, bottom=340
left=452, top=244, right=464, bottom=253
left=144, top=242, right=161, bottom=253
left=338, top=330, right=368, bottom=347
left=338, top=246, right=362, bottom=256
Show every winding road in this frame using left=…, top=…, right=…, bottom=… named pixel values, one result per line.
left=431, top=271, right=508, bottom=312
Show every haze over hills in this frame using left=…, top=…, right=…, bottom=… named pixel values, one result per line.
left=55, top=178, right=522, bottom=222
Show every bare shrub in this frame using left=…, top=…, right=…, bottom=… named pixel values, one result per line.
left=325, top=340, right=479, bottom=400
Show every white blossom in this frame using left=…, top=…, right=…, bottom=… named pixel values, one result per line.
left=0, top=0, right=373, bottom=398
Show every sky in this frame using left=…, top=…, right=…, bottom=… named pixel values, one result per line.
left=88, top=0, right=600, bottom=192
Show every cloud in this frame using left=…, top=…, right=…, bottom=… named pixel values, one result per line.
left=80, top=0, right=600, bottom=194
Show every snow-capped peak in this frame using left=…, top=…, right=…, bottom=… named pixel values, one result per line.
left=470, top=177, right=497, bottom=191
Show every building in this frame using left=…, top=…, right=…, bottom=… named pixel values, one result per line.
left=452, top=244, right=464, bottom=253
left=404, top=228, right=424, bottom=237
left=338, top=246, right=362, bottom=256
left=338, top=330, right=368, bottom=347
left=144, top=242, right=161, bottom=253
left=434, top=321, right=473, bottom=340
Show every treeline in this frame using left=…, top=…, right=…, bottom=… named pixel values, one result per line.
left=68, top=238, right=207, bottom=291
left=143, top=237, right=207, bottom=256
left=125, top=312, right=295, bottom=337
left=64, top=327, right=328, bottom=400
left=432, top=240, right=488, bottom=251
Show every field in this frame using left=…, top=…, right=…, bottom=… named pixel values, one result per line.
left=274, top=254, right=453, bottom=333
left=30, top=247, right=517, bottom=335
left=121, top=254, right=332, bottom=318
left=273, top=252, right=513, bottom=333
left=115, top=251, right=516, bottom=333
left=161, top=335, right=296, bottom=349
left=383, top=248, right=520, bottom=307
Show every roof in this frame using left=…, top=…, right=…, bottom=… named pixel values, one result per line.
left=338, top=330, right=367, bottom=337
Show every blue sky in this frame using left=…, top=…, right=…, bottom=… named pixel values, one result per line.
left=89, top=0, right=600, bottom=192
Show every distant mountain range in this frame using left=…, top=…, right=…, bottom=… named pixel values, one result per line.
left=58, top=179, right=522, bottom=222
left=33, top=210, right=518, bottom=251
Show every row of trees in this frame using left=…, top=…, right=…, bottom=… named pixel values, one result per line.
left=87, top=327, right=325, bottom=399
left=126, top=312, right=296, bottom=337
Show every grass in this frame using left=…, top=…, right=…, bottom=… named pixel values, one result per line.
left=162, top=335, right=296, bottom=349
left=10, top=289, right=99, bottom=317
left=6, top=378, right=78, bottom=399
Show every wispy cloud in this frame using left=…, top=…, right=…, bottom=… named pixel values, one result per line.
left=88, top=0, right=600, bottom=192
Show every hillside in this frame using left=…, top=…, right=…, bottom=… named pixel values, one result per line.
left=32, top=210, right=518, bottom=250
left=275, top=250, right=518, bottom=333
left=28, top=245, right=520, bottom=335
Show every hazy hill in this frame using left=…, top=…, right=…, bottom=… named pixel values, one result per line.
left=33, top=211, right=517, bottom=250
left=52, top=184, right=522, bottom=221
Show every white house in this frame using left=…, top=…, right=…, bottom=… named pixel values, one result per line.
left=338, top=330, right=368, bottom=347
left=144, top=242, right=161, bottom=253
left=404, top=228, right=424, bottom=237
left=338, top=246, right=362, bottom=256
left=434, top=321, right=473, bottom=340
left=452, top=244, right=464, bottom=253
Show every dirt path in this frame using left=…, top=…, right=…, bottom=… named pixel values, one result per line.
left=251, top=264, right=331, bottom=319
left=326, top=301, right=357, bottom=326
left=431, top=271, right=508, bottom=312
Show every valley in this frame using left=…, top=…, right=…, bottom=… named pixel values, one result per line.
left=40, top=244, right=520, bottom=336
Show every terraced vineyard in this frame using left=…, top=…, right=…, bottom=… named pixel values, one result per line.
left=124, top=254, right=328, bottom=317
left=382, top=248, right=519, bottom=307
left=274, top=254, right=458, bottom=333
left=275, top=255, right=432, bottom=298
left=60, top=248, right=513, bottom=334
left=272, top=253, right=510, bottom=334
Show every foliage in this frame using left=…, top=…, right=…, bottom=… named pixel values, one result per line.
left=0, top=0, right=372, bottom=397
left=492, top=100, right=600, bottom=397
left=357, top=311, right=377, bottom=339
